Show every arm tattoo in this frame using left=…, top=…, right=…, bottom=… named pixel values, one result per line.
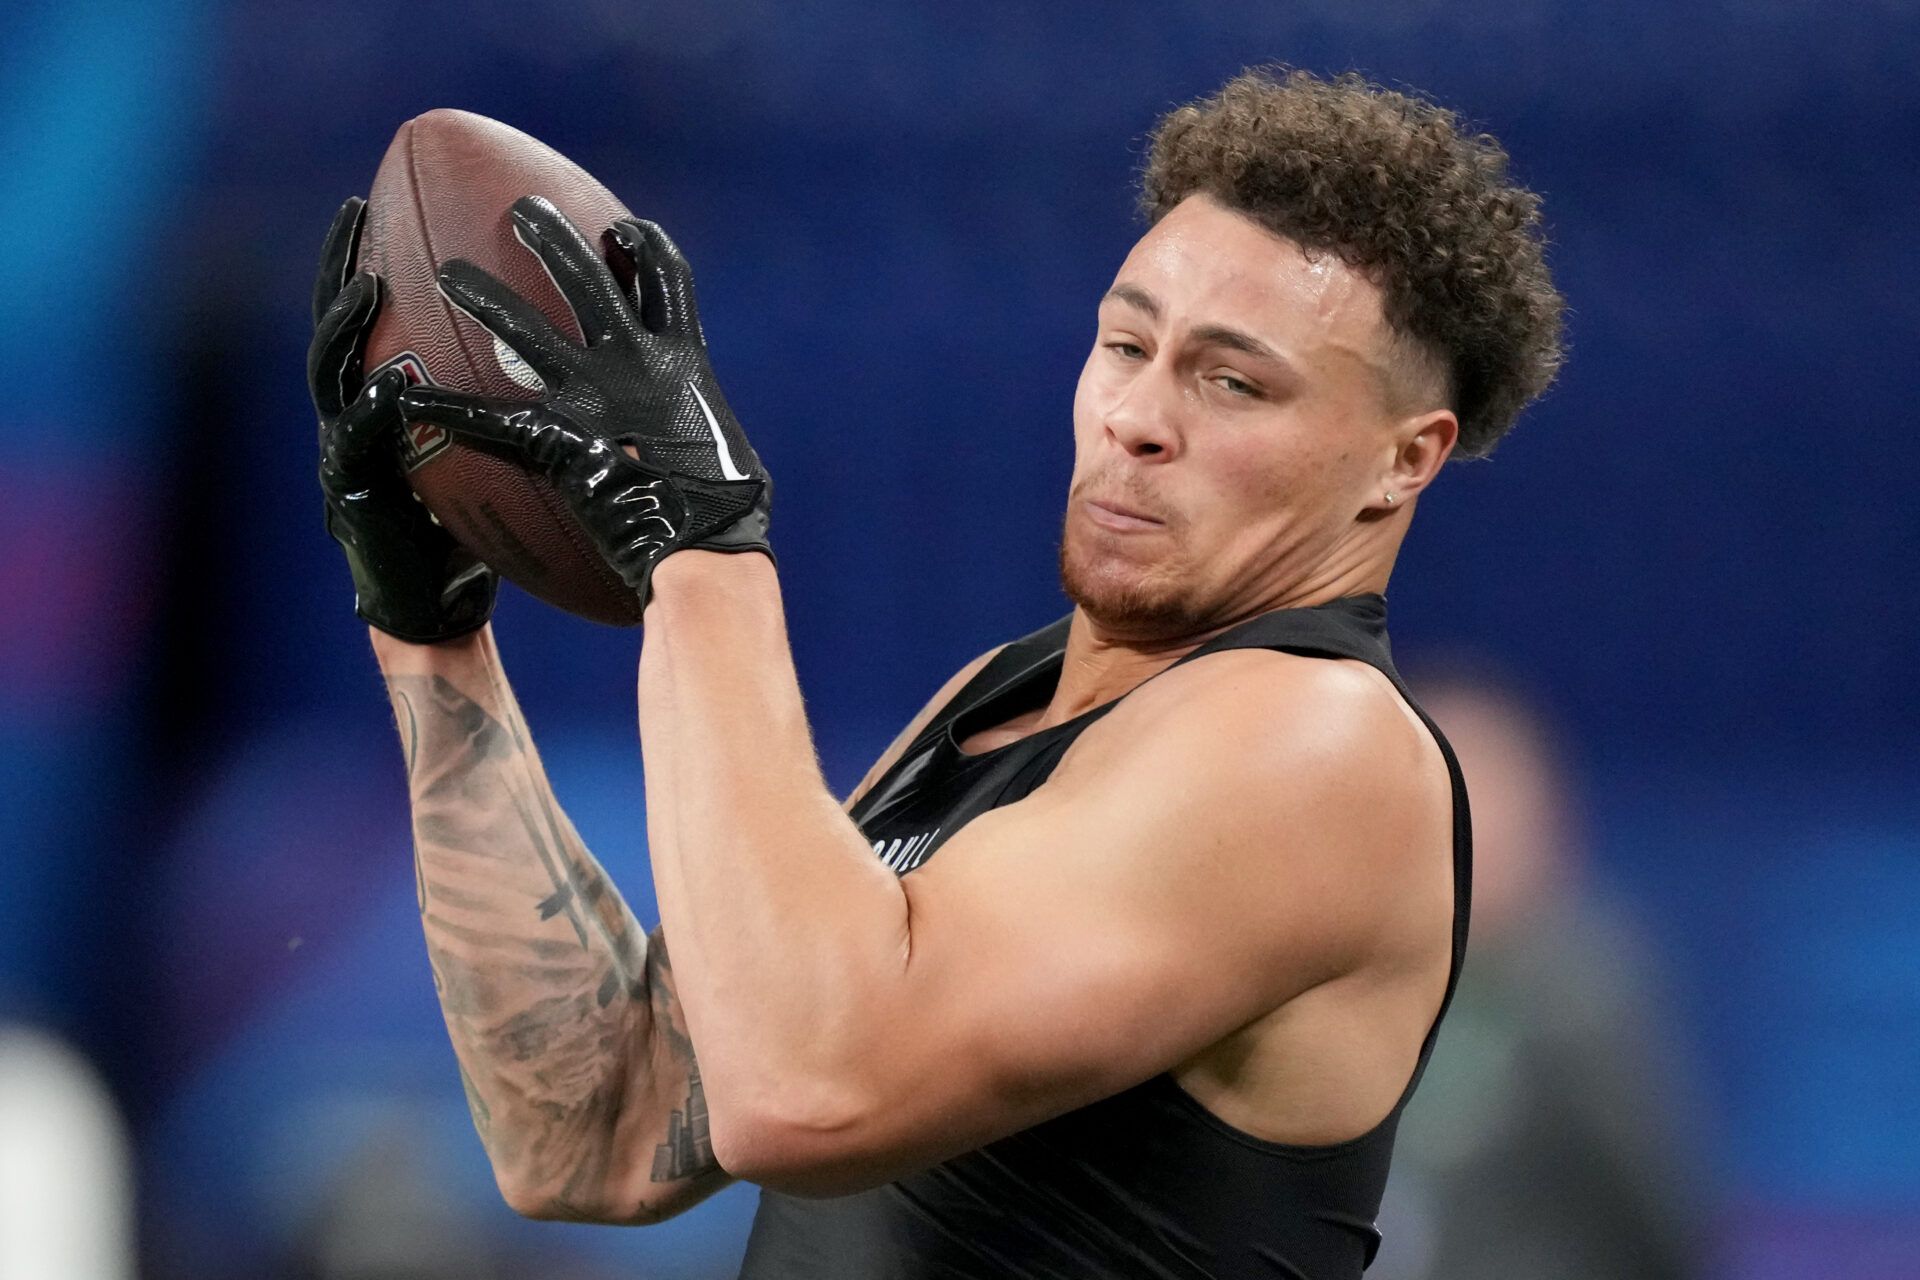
left=387, top=670, right=723, bottom=1216
left=646, top=933, right=713, bottom=1181
left=458, top=1061, right=492, bottom=1137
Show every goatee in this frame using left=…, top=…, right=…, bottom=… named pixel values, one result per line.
left=1057, top=524, right=1208, bottom=640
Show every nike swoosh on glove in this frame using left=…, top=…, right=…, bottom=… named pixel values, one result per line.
left=398, top=195, right=771, bottom=607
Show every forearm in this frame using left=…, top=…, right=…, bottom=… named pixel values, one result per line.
left=637, top=555, right=910, bottom=1133
left=373, top=624, right=721, bottom=1220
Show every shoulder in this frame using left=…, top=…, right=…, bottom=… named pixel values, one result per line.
left=1065, top=645, right=1441, bottom=801
left=1049, top=646, right=1451, bottom=935
left=916, top=641, right=1453, bottom=1015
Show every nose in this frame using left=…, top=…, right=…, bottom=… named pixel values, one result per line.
left=1102, top=360, right=1181, bottom=460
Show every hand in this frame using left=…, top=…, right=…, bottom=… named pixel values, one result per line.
left=397, top=196, right=771, bottom=607
left=311, top=197, right=497, bottom=643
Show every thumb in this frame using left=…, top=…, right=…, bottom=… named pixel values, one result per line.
left=399, top=386, right=523, bottom=444
left=326, top=366, right=409, bottom=474
left=398, top=387, right=587, bottom=475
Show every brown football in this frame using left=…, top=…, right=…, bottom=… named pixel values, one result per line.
left=358, top=109, right=643, bottom=626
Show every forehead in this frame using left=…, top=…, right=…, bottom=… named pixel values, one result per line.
left=1113, top=195, right=1388, bottom=362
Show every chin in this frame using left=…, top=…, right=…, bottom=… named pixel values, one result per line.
left=1057, top=528, right=1210, bottom=639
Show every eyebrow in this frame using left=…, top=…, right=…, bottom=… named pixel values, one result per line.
left=1191, top=323, right=1283, bottom=364
left=1104, top=282, right=1162, bottom=319
left=1102, top=283, right=1290, bottom=368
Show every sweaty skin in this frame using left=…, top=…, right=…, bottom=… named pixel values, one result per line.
left=636, top=196, right=1461, bottom=1194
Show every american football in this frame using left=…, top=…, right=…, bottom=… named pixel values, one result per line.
left=359, top=108, right=645, bottom=626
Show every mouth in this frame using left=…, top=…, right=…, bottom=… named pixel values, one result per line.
left=1083, top=498, right=1165, bottom=532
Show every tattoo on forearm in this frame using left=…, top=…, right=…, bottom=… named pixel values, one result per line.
left=395, top=689, right=430, bottom=918
left=653, top=1061, right=712, bottom=1180
left=387, top=671, right=722, bottom=1211
left=458, top=1062, right=492, bottom=1137
left=646, top=934, right=713, bottom=1181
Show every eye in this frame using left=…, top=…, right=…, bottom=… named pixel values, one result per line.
left=1104, top=341, right=1146, bottom=360
left=1213, top=372, right=1261, bottom=398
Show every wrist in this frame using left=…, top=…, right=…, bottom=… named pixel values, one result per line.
left=369, top=620, right=492, bottom=674
left=645, top=547, right=778, bottom=614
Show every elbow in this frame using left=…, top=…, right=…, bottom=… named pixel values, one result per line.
left=494, top=1168, right=599, bottom=1223
left=492, top=1167, right=669, bottom=1227
left=711, top=1119, right=880, bottom=1199
left=707, top=1074, right=889, bottom=1198
left=493, top=1167, right=573, bottom=1221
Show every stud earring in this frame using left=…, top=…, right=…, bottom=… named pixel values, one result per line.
left=1384, top=492, right=1397, bottom=506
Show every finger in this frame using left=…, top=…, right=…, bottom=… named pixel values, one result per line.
left=307, top=271, right=380, bottom=418
left=437, top=258, right=579, bottom=385
left=609, top=218, right=702, bottom=339
left=325, top=365, right=410, bottom=475
left=604, top=220, right=663, bottom=333
left=399, top=386, right=587, bottom=473
left=312, top=197, right=367, bottom=327
left=510, top=195, right=637, bottom=346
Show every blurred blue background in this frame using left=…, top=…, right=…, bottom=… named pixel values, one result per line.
left=1, top=0, right=1915, bottom=1276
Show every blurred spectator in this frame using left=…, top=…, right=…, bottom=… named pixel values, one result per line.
left=1371, top=670, right=1708, bottom=1280
left=290, top=1104, right=514, bottom=1280
left=282, top=1100, right=671, bottom=1280
left=0, top=1025, right=135, bottom=1280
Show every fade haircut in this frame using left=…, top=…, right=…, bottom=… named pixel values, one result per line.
left=1141, top=67, right=1566, bottom=457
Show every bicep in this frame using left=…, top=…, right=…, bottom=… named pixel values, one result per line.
left=834, top=657, right=1442, bottom=1179
left=896, top=766, right=1339, bottom=1131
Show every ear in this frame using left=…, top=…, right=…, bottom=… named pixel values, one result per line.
left=1365, top=408, right=1458, bottom=513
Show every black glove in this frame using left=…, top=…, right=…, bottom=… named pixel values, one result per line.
left=396, top=195, right=770, bottom=607
left=311, top=196, right=497, bottom=643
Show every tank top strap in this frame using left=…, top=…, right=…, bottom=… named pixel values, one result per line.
left=1175, top=592, right=1393, bottom=670
left=909, top=613, right=1074, bottom=751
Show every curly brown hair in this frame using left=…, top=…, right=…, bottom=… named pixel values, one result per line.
left=1141, top=67, right=1565, bottom=458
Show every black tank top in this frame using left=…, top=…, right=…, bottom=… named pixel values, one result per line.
left=737, top=594, right=1472, bottom=1280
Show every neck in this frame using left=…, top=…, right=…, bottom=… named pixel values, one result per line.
left=1043, top=543, right=1396, bottom=725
